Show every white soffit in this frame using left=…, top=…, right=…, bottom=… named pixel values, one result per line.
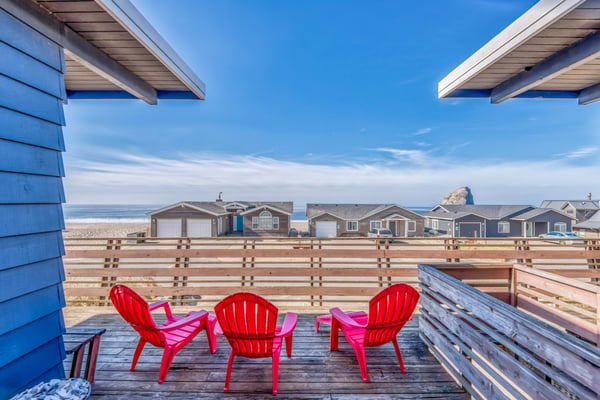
left=30, top=0, right=205, bottom=103
left=439, top=0, right=600, bottom=105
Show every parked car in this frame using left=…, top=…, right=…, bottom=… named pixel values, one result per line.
left=368, top=228, right=394, bottom=239
left=539, top=231, right=583, bottom=244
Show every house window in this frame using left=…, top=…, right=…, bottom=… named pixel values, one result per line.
left=498, top=221, right=510, bottom=234
left=431, top=219, right=439, bottom=230
left=554, top=222, right=567, bottom=232
left=347, top=221, right=358, bottom=231
left=407, top=220, right=416, bottom=232
left=370, top=220, right=382, bottom=230
left=252, top=211, right=276, bottom=230
left=218, top=217, right=222, bottom=234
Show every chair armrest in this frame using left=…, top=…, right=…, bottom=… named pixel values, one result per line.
left=275, top=312, right=298, bottom=338
left=160, top=310, right=208, bottom=332
left=330, top=307, right=366, bottom=329
left=148, top=301, right=172, bottom=318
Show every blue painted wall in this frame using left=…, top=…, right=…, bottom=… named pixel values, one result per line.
left=0, top=8, right=67, bottom=399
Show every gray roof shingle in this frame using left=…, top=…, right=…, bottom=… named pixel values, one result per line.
left=428, top=205, right=533, bottom=220
left=574, top=210, right=600, bottom=229
left=306, top=204, right=415, bottom=220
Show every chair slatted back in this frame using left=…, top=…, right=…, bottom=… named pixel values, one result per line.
left=364, top=284, right=419, bottom=346
left=110, top=285, right=165, bottom=347
left=215, top=292, right=279, bottom=358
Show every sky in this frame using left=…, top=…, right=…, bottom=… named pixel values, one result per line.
left=62, top=0, right=600, bottom=208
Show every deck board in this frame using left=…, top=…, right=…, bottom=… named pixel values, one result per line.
left=64, top=311, right=467, bottom=399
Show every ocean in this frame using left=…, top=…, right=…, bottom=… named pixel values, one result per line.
left=63, top=204, right=431, bottom=223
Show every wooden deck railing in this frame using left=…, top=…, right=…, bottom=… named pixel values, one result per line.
left=418, top=264, right=600, bottom=399
left=513, top=264, right=600, bottom=345
left=63, top=237, right=600, bottom=311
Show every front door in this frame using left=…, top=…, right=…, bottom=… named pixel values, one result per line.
left=524, top=222, right=534, bottom=237
left=235, top=216, right=244, bottom=231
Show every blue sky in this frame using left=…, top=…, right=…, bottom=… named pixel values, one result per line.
left=62, top=0, right=600, bottom=207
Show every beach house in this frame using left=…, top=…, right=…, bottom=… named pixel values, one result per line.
left=148, top=200, right=293, bottom=237
left=306, top=203, right=424, bottom=237
left=0, top=0, right=206, bottom=397
left=422, top=204, right=573, bottom=238
left=541, top=198, right=599, bottom=224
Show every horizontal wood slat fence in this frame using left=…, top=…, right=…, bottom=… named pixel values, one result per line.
left=418, top=264, right=600, bottom=400
left=63, top=237, right=600, bottom=313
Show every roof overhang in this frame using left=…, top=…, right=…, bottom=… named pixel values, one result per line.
left=439, top=0, right=600, bottom=105
left=3, top=0, right=205, bottom=104
left=240, top=205, right=292, bottom=216
left=147, top=202, right=226, bottom=217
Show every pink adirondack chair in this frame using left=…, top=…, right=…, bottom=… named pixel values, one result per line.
left=214, top=292, right=297, bottom=395
left=324, top=283, right=419, bottom=382
left=109, top=285, right=217, bottom=383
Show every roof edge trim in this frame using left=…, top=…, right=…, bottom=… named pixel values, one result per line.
left=96, top=0, right=206, bottom=100
left=438, top=0, right=585, bottom=99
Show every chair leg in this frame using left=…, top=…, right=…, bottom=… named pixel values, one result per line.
left=158, top=347, right=177, bottom=384
left=285, top=334, right=293, bottom=358
left=355, top=345, right=369, bottom=382
left=206, top=325, right=216, bottom=354
left=224, top=350, right=235, bottom=393
left=272, top=354, right=280, bottom=396
left=130, top=339, right=146, bottom=371
left=330, top=318, right=340, bottom=351
left=392, top=338, right=406, bottom=374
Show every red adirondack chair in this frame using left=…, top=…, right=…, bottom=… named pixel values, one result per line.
left=215, top=292, right=297, bottom=395
left=325, top=283, right=419, bottom=382
left=109, top=285, right=217, bottom=383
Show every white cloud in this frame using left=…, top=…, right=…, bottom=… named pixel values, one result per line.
left=373, top=148, right=429, bottom=164
left=63, top=150, right=600, bottom=206
left=412, top=128, right=432, bottom=136
left=557, top=146, right=597, bottom=159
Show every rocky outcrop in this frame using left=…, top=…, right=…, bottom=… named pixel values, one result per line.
left=441, top=187, right=474, bottom=205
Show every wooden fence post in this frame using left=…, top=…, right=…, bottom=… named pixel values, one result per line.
left=99, top=239, right=120, bottom=306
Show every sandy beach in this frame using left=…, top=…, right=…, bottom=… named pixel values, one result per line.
left=63, top=221, right=309, bottom=238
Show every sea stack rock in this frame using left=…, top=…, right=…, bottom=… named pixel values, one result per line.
left=441, top=186, right=474, bottom=205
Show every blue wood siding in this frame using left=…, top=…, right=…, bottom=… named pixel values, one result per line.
left=0, top=8, right=67, bottom=399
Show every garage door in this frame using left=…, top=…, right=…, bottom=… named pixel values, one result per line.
left=157, top=219, right=182, bottom=237
left=187, top=219, right=212, bottom=237
left=316, top=221, right=337, bottom=237
left=458, top=222, right=482, bottom=238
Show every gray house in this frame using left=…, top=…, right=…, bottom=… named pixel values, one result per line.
left=510, top=208, right=574, bottom=237
left=573, top=211, right=600, bottom=238
left=423, top=205, right=573, bottom=238
left=148, top=200, right=293, bottom=237
left=540, top=199, right=598, bottom=224
left=306, top=204, right=424, bottom=238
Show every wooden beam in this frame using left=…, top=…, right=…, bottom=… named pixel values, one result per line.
left=439, top=0, right=585, bottom=99
left=0, top=0, right=158, bottom=104
left=96, top=0, right=206, bottom=100
left=491, top=29, right=600, bottom=103
left=578, top=80, right=600, bottom=104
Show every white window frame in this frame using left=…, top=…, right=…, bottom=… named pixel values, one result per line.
left=554, top=222, right=567, bottom=232
left=407, top=220, right=416, bottom=232
left=370, top=220, right=382, bottom=230
left=218, top=217, right=222, bottom=234
left=431, top=219, right=439, bottom=230
left=253, top=211, right=277, bottom=230
left=347, top=221, right=358, bottom=231
left=498, top=221, right=510, bottom=234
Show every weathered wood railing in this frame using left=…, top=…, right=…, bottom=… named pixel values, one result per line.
left=513, top=264, right=600, bottom=345
left=419, top=264, right=600, bottom=399
left=62, top=237, right=600, bottom=312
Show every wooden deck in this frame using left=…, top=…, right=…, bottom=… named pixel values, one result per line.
left=64, top=310, right=468, bottom=399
